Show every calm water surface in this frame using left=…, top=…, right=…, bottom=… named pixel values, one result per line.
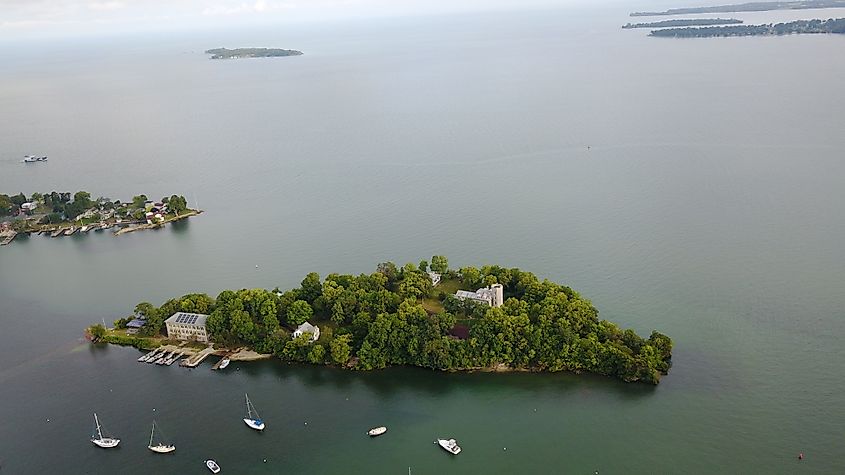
left=1, top=5, right=844, bottom=474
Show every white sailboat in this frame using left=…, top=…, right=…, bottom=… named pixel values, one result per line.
left=147, top=420, right=175, bottom=453
left=243, top=393, right=265, bottom=431
left=91, top=413, right=120, bottom=448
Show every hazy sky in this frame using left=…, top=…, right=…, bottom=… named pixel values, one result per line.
left=1, top=0, right=603, bottom=37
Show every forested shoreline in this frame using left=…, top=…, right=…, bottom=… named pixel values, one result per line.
left=650, top=18, right=845, bottom=37
left=100, top=258, right=673, bottom=384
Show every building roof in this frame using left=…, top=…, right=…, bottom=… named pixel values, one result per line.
left=455, top=290, right=481, bottom=299
left=126, top=318, right=146, bottom=328
left=165, top=312, right=209, bottom=326
left=295, top=322, right=318, bottom=333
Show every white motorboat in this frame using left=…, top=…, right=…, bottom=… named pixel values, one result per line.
left=217, top=357, right=230, bottom=370
left=367, top=426, right=388, bottom=437
left=205, top=459, right=221, bottom=473
left=91, top=413, right=120, bottom=448
left=243, top=393, right=265, bottom=431
left=147, top=420, right=175, bottom=453
left=22, top=155, right=48, bottom=163
left=436, top=438, right=461, bottom=455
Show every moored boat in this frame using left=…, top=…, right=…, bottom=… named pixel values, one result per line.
left=218, top=357, right=230, bottom=370
left=205, top=459, right=221, bottom=473
left=367, top=426, right=388, bottom=437
left=243, top=393, right=265, bottom=431
left=436, top=438, right=461, bottom=455
left=147, top=420, right=175, bottom=453
left=91, top=413, right=120, bottom=448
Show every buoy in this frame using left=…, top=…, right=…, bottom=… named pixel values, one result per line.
left=503, top=447, right=507, bottom=451
left=255, top=265, right=259, bottom=268
left=798, top=452, right=804, bottom=460
left=263, top=459, right=267, bottom=463
left=46, top=418, right=50, bottom=422
left=153, top=408, right=156, bottom=411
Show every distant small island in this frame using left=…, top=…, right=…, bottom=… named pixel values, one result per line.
left=650, top=18, right=845, bottom=37
left=87, top=257, right=674, bottom=384
left=632, top=0, right=845, bottom=16
left=205, top=47, right=303, bottom=59
left=0, top=191, right=199, bottom=246
left=623, top=19, right=743, bottom=29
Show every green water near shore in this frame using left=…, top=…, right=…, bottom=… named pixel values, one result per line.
left=2, top=5, right=845, bottom=474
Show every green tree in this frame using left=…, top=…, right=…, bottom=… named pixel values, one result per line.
left=299, top=272, right=322, bottom=303
left=73, top=191, right=92, bottom=209
left=419, top=260, right=429, bottom=272
left=330, top=334, right=353, bottom=365
left=168, top=195, right=188, bottom=215
left=307, top=344, right=326, bottom=364
left=131, top=195, right=148, bottom=209
left=88, top=323, right=107, bottom=341
left=287, top=300, right=313, bottom=326
left=10, top=193, right=27, bottom=207
left=430, top=255, right=449, bottom=273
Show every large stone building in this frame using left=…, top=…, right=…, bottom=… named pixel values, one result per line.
left=455, top=283, right=504, bottom=308
left=165, top=312, right=209, bottom=342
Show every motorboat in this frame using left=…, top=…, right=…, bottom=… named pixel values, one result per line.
left=91, top=413, right=120, bottom=448
left=205, top=459, right=221, bottom=473
left=23, top=155, right=48, bottom=163
left=436, top=438, right=461, bottom=455
left=367, top=426, right=388, bottom=437
left=217, top=357, right=230, bottom=370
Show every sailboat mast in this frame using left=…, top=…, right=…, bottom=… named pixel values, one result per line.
left=245, top=394, right=252, bottom=418
left=150, top=422, right=155, bottom=447
left=94, top=413, right=103, bottom=440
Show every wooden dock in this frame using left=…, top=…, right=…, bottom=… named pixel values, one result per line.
left=181, top=346, right=216, bottom=368
left=0, top=231, right=16, bottom=246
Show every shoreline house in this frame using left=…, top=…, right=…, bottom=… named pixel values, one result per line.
left=165, top=312, right=209, bottom=342
left=455, top=283, right=504, bottom=308
left=125, top=318, right=146, bottom=335
left=428, top=271, right=442, bottom=287
left=293, top=322, right=320, bottom=342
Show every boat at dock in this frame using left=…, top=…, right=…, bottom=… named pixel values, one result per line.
left=91, top=413, right=120, bottom=448
left=164, top=351, right=183, bottom=365
left=147, top=420, right=175, bottom=454
left=367, top=426, right=388, bottom=437
left=243, top=393, right=265, bottom=431
left=63, top=227, right=77, bottom=236
left=217, top=357, right=230, bottom=370
left=50, top=229, right=64, bottom=238
left=22, top=155, right=48, bottom=163
left=205, top=459, right=221, bottom=473
left=80, top=225, right=90, bottom=233
left=436, top=438, right=461, bottom=455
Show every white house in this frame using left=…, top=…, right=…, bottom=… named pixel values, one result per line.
left=165, top=312, right=209, bottom=342
left=20, top=202, right=37, bottom=212
left=455, top=283, right=504, bottom=308
left=293, top=322, right=320, bottom=342
left=428, top=271, right=442, bottom=287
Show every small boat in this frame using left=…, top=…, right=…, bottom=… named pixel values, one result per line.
left=436, top=438, right=461, bottom=455
left=243, top=393, right=265, bottom=431
left=367, top=426, right=388, bottom=437
left=217, top=357, right=230, bottom=370
left=63, top=227, right=76, bottom=236
left=91, top=413, right=120, bottom=448
left=80, top=225, right=89, bottom=233
left=22, top=155, right=48, bottom=163
left=147, top=420, right=175, bottom=453
left=205, top=459, right=221, bottom=473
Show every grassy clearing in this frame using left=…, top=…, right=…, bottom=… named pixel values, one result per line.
left=421, top=277, right=463, bottom=314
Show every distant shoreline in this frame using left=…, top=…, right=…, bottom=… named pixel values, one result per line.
left=631, top=0, right=845, bottom=17
left=205, top=47, right=303, bottom=59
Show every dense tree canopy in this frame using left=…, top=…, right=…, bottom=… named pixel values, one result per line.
left=127, top=259, right=673, bottom=384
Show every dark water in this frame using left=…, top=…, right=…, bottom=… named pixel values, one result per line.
left=1, top=5, right=845, bottom=474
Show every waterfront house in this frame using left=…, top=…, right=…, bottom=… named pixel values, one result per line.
left=292, top=322, right=320, bottom=342
left=165, top=312, right=209, bottom=342
left=454, top=284, right=504, bottom=308
left=20, top=202, right=37, bottom=213
left=428, top=271, right=442, bottom=287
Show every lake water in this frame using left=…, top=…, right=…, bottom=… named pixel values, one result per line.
left=1, top=5, right=845, bottom=474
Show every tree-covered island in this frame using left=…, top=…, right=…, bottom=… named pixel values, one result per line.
left=0, top=191, right=199, bottom=245
left=649, top=18, right=845, bottom=37
left=623, top=19, right=743, bottom=29
left=205, top=48, right=303, bottom=59
left=631, top=0, right=845, bottom=16
left=90, top=257, right=674, bottom=384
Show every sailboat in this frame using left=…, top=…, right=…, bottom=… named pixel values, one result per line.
left=91, top=413, right=120, bottom=448
left=147, top=420, right=175, bottom=453
left=243, top=393, right=265, bottom=431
